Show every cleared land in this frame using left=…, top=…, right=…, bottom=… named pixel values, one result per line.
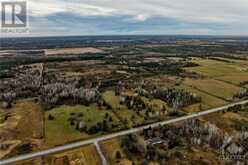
left=202, top=108, right=248, bottom=133
left=45, top=105, right=123, bottom=147
left=0, top=101, right=43, bottom=141
left=45, top=145, right=101, bottom=165
left=100, top=138, right=132, bottom=165
left=103, top=91, right=145, bottom=128
left=44, top=47, right=103, bottom=55
left=14, top=145, right=101, bottom=165
left=186, top=58, right=248, bottom=85
left=182, top=78, right=241, bottom=101
left=176, top=84, right=227, bottom=111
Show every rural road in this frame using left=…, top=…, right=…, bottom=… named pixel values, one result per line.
left=0, top=100, right=248, bottom=165
left=94, top=142, right=108, bottom=165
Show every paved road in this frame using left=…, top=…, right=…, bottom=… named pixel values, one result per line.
left=94, top=142, right=108, bottom=165
left=0, top=100, right=248, bottom=165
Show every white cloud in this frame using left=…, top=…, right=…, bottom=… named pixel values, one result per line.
left=2, top=0, right=248, bottom=37
left=27, top=0, right=117, bottom=17
left=25, top=0, right=248, bottom=24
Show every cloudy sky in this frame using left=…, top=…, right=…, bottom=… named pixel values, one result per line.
left=1, top=0, right=248, bottom=37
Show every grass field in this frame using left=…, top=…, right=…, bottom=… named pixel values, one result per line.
left=103, top=91, right=145, bottom=128
left=116, top=109, right=145, bottom=128
left=45, top=104, right=122, bottom=147
left=202, top=109, right=248, bottom=133
left=101, top=138, right=132, bottom=165
left=102, top=91, right=125, bottom=110
left=15, top=145, right=101, bottom=165
left=141, top=97, right=169, bottom=112
left=185, top=58, right=248, bottom=85
left=49, top=145, right=101, bottom=165
left=45, top=47, right=103, bottom=55
left=216, top=73, right=248, bottom=85
left=182, top=78, right=241, bottom=101
left=178, top=57, right=248, bottom=111
left=0, top=100, right=43, bottom=141
left=177, top=84, right=227, bottom=111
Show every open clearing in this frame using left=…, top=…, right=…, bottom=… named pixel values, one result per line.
left=202, top=108, right=248, bottom=133
left=177, top=84, right=227, bottom=111
left=14, top=145, right=101, bottom=165
left=0, top=101, right=43, bottom=141
left=100, top=138, right=132, bottom=165
left=46, top=144, right=101, bottom=165
left=103, top=91, right=145, bottom=128
left=44, top=47, right=103, bottom=55
left=182, top=78, right=241, bottom=101
left=45, top=104, right=123, bottom=147
left=185, top=58, right=248, bottom=85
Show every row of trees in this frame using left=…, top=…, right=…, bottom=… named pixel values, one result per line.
left=41, top=83, right=101, bottom=109
left=120, top=95, right=146, bottom=111
left=151, top=88, right=201, bottom=110
left=68, top=112, right=117, bottom=134
left=122, top=119, right=247, bottom=164
left=180, top=119, right=248, bottom=156
left=122, top=127, right=184, bottom=164
left=0, top=65, right=42, bottom=108
left=180, top=119, right=228, bottom=149
left=235, top=89, right=248, bottom=99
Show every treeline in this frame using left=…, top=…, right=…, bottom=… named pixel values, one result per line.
left=234, top=89, right=248, bottom=99
left=0, top=53, right=107, bottom=71
left=41, top=83, right=101, bottom=110
left=120, top=95, right=146, bottom=111
left=151, top=88, right=201, bottom=109
left=121, top=119, right=248, bottom=164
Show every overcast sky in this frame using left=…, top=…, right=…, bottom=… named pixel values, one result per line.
left=1, top=0, right=248, bottom=37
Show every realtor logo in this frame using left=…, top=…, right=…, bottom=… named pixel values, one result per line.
left=1, top=1, right=27, bottom=28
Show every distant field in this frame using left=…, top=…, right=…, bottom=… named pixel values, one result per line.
left=44, top=47, right=103, bottom=55
left=178, top=85, right=227, bottom=110
left=182, top=78, right=241, bottom=101
left=45, top=104, right=122, bottom=147
left=216, top=73, right=248, bottom=85
left=180, top=57, right=247, bottom=111
left=186, top=58, right=248, bottom=85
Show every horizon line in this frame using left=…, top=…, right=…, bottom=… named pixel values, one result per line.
left=2, top=34, right=248, bottom=39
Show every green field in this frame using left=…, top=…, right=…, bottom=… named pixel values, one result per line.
left=102, top=91, right=125, bottom=109
left=45, top=104, right=122, bottom=147
left=186, top=58, right=248, bottom=85
left=216, top=73, right=248, bottom=85
left=41, top=144, right=101, bottom=165
left=178, top=84, right=227, bottom=110
left=182, top=78, right=241, bottom=101
left=101, top=138, right=131, bottom=165
left=103, top=91, right=145, bottom=128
